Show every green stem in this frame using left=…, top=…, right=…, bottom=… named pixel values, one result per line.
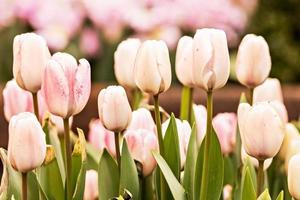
left=32, top=92, right=39, bottom=121
left=257, top=160, right=265, bottom=196
left=188, top=88, right=194, bottom=124
left=114, top=132, right=121, bottom=171
left=63, top=118, right=72, bottom=200
left=22, top=172, right=27, bottom=200
left=153, top=95, right=166, bottom=200
left=199, top=90, right=213, bottom=200
left=248, top=87, right=254, bottom=105
left=132, top=88, right=142, bottom=110
left=140, top=174, right=154, bottom=200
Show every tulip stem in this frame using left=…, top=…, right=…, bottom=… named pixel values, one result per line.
left=248, top=87, right=254, bottom=105
left=32, top=92, right=39, bottom=121
left=132, top=88, right=142, bottom=110
left=22, top=172, right=27, bottom=200
left=188, top=88, right=194, bottom=124
left=114, top=132, right=121, bottom=171
left=257, top=160, right=265, bottom=195
left=63, top=118, right=72, bottom=200
left=199, top=90, right=213, bottom=200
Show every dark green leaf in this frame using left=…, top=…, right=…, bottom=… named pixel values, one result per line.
left=224, top=156, right=235, bottom=186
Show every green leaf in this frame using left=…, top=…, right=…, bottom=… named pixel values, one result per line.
left=224, top=156, right=235, bottom=186
left=119, top=140, right=139, bottom=199
left=257, top=189, right=271, bottom=200
left=30, top=172, right=49, bottom=200
left=86, top=143, right=101, bottom=170
left=72, top=129, right=87, bottom=200
left=152, top=152, right=186, bottom=200
left=98, top=149, right=120, bottom=199
left=194, top=128, right=224, bottom=200
left=183, top=125, right=198, bottom=200
left=241, top=167, right=256, bottom=200
left=180, top=86, right=192, bottom=121
left=275, top=191, right=284, bottom=200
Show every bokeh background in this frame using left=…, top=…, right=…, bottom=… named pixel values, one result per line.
left=1, top=0, right=299, bottom=84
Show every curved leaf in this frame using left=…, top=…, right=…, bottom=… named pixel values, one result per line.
left=276, top=191, right=284, bottom=200
left=257, top=189, right=271, bottom=200
left=241, top=167, right=256, bottom=200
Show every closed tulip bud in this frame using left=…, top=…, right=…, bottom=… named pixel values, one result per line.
left=126, top=108, right=155, bottom=132
left=124, top=129, right=158, bottom=176
left=42, top=52, right=91, bottom=118
left=236, top=34, right=271, bottom=88
left=269, top=101, right=288, bottom=122
left=98, top=86, right=132, bottom=132
left=114, top=38, right=141, bottom=89
left=192, top=28, right=230, bottom=91
left=13, top=33, right=51, bottom=93
left=193, top=104, right=207, bottom=145
left=175, top=36, right=194, bottom=86
left=3, top=79, right=33, bottom=121
left=88, top=119, right=115, bottom=157
left=162, top=118, right=191, bottom=168
left=50, top=114, right=73, bottom=134
left=253, top=78, right=283, bottom=103
left=8, top=112, right=46, bottom=172
left=285, top=137, right=300, bottom=172
left=288, top=154, right=300, bottom=200
left=84, top=170, right=98, bottom=200
left=241, top=147, right=273, bottom=170
left=134, top=40, right=172, bottom=95
left=238, top=102, right=285, bottom=160
left=212, top=113, right=237, bottom=155
left=279, top=123, right=300, bottom=160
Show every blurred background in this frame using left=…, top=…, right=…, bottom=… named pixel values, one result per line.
left=1, top=0, right=299, bottom=84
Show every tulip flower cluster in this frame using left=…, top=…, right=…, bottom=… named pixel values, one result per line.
left=1, top=28, right=300, bottom=200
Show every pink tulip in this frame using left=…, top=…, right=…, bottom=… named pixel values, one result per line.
left=126, top=108, right=155, bottom=132
left=80, top=28, right=100, bottom=57
left=162, top=118, right=191, bottom=169
left=50, top=115, right=73, bottom=134
left=193, top=104, right=207, bottom=145
left=84, top=170, right=98, bottom=200
left=124, top=129, right=158, bottom=177
left=8, top=112, right=46, bottom=172
left=42, top=52, right=91, bottom=119
left=212, top=113, right=237, bottom=155
left=88, top=119, right=116, bottom=157
left=253, top=78, right=283, bottom=103
left=269, top=101, right=288, bottom=123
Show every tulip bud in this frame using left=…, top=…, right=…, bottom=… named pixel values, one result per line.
left=223, top=185, right=233, bottom=200
left=238, top=102, right=285, bottom=160
left=13, top=33, right=51, bottom=93
left=162, top=118, right=191, bottom=168
left=124, top=129, right=158, bottom=176
left=288, top=154, right=300, bottom=200
left=84, top=170, right=98, bottom=200
left=253, top=78, right=283, bottom=103
left=134, top=40, right=172, bottom=95
left=193, top=104, right=207, bottom=145
left=175, top=36, right=194, bottom=86
left=126, top=108, right=155, bottom=132
left=114, top=38, right=141, bottom=89
left=98, top=86, right=132, bottom=132
left=88, top=119, right=115, bottom=157
left=42, top=52, right=91, bottom=118
left=236, top=34, right=271, bottom=88
left=192, top=28, right=230, bottom=91
left=50, top=115, right=73, bottom=134
left=212, top=113, right=237, bottom=155
left=3, top=79, right=33, bottom=121
left=268, top=101, right=288, bottom=123
left=241, top=146, right=273, bottom=170
left=8, top=112, right=46, bottom=172
left=285, top=137, right=300, bottom=172
left=279, top=123, right=300, bottom=160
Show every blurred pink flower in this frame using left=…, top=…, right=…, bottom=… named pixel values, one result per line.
left=0, top=0, right=15, bottom=29
left=88, top=119, right=116, bottom=157
left=84, top=170, right=98, bottom=200
left=126, top=108, right=155, bottom=132
left=80, top=27, right=101, bottom=57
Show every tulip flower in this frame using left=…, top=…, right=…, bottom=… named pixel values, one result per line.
left=288, top=154, right=300, bottom=200
left=124, top=129, right=158, bottom=176
left=126, top=108, right=155, bottom=132
left=84, top=170, right=98, bottom=200
left=50, top=115, right=73, bottom=134
left=192, top=28, right=230, bottom=91
left=268, top=100, right=288, bottom=123
left=212, top=113, right=237, bottom=155
left=175, top=36, right=194, bottom=87
left=236, top=34, right=271, bottom=88
left=279, top=123, right=300, bottom=160
left=42, top=52, right=91, bottom=119
left=134, top=40, right=172, bottom=95
left=88, top=119, right=115, bottom=157
left=98, top=85, right=132, bottom=132
left=253, top=78, right=283, bottom=103
left=162, top=118, right=191, bottom=169
left=13, top=33, right=51, bottom=93
left=193, top=104, right=207, bottom=145
left=285, top=137, right=300, bottom=172
left=223, top=185, right=233, bottom=200
left=241, top=147, right=273, bottom=170
left=8, top=112, right=46, bottom=172
left=114, top=38, right=141, bottom=89
left=238, top=102, right=285, bottom=160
